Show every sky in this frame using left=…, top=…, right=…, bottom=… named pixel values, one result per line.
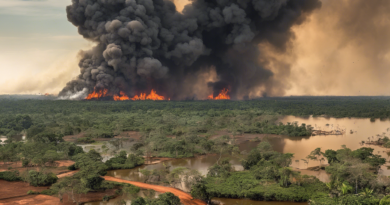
left=1, top=0, right=390, bottom=96
left=0, top=0, right=91, bottom=94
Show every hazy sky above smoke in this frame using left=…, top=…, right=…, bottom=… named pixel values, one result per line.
left=1, top=0, right=390, bottom=96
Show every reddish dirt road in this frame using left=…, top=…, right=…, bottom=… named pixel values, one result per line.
left=104, top=176, right=206, bottom=205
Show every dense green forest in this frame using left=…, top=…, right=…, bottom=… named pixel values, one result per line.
left=1, top=96, right=390, bottom=118
left=1, top=97, right=390, bottom=204
left=2, top=96, right=389, bottom=139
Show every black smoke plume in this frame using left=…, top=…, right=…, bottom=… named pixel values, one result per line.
left=60, top=0, right=321, bottom=100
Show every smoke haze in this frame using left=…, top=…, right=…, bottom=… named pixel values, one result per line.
left=59, top=0, right=322, bottom=100
left=8, top=0, right=384, bottom=98
left=283, top=0, right=390, bottom=96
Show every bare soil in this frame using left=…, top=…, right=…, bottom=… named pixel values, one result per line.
left=63, top=132, right=86, bottom=142
left=0, top=177, right=118, bottom=205
left=0, top=195, right=60, bottom=205
left=55, top=160, right=75, bottom=167
left=0, top=180, right=50, bottom=200
left=0, top=160, right=75, bottom=175
left=114, top=131, right=142, bottom=140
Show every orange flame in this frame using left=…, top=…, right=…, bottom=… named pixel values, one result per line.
left=208, top=88, right=231, bottom=100
left=86, top=88, right=167, bottom=101
left=113, top=91, right=130, bottom=101
left=86, top=89, right=109, bottom=100
left=131, top=89, right=166, bottom=101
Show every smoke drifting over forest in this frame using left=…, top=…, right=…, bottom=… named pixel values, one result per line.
left=59, top=0, right=321, bottom=100
left=284, top=0, right=390, bottom=96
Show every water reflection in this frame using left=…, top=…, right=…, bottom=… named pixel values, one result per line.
left=277, top=116, right=390, bottom=176
left=104, top=116, right=390, bottom=204
left=214, top=198, right=307, bottom=205
left=107, top=154, right=245, bottom=182
left=85, top=189, right=160, bottom=205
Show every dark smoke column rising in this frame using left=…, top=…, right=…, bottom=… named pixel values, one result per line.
left=60, top=0, right=321, bottom=100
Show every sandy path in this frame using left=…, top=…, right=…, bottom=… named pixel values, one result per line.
left=104, top=176, right=206, bottom=205
left=55, top=160, right=75, bottom=167
left=57, top=170, right=79, bottom=178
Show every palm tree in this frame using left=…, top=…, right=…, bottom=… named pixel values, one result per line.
left=360, top=188, right=373, bottom=197
left=279, top=167, right=293, bottom=187
left=338, top=183, right=353, bottom=195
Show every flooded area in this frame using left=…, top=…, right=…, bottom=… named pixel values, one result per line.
left=80, top=139, right=137, bottom=162
left=106, top=153, right=245, bottom=182
left=85, top=189, right=160, bottom=205
left=214, top=198, right=308, bottom=205
left=100, top=116, right=390, bottom=204
left=107, top=116, right=390, bottom=183
left=276, top=116, right=390, bottom=176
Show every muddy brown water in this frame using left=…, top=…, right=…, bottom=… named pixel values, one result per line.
left=85, top=189, right=160, bottom=205
left=276, top=116, right=390, bottom=177
left=214, top=198, right=308, bottom=205
left=98, top=116, right=390, bottom=205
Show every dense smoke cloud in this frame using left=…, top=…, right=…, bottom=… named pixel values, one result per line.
left=60, top=0, right=321, bottom=100
left=272, top=0, right=390, bottom=96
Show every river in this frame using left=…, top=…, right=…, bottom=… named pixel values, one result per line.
left=91, top=116, right=390, bottom=205
left=276, top=116, right=390, bottom=177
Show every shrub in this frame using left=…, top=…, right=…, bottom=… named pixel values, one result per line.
left=27, top=190, right=39, bottom=195
left=154, top=192, right=181, bottom=205
left=381, top=196, right=390, bottom=205
left=40, top=189, right=56, bottom=196
left=105, top=152, right=144, bottom=170
left=22, top=159, right=29, bottom=167
left=102, top=195, right=114, bottom=202
left=67, top=164, right=76, bottom=170
left=76, top=137, right=95, bottom=144
left=0, top=171, right=21, bottom=181
left=27, top=170, right=58, bottom=186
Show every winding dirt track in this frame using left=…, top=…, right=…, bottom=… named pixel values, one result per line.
left=104, top=176, right=206, bottom=205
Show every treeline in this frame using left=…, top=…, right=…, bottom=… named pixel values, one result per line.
left=1, top=96, right=390, bottom=118
left=0, top=99, right=329, bottom=140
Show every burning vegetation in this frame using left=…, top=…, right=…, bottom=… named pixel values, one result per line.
left=85, top=88, right=231, bottom=101
left=59, top=0, right=321, bottom=101
left=86, top=89, right=167, bottom=101
left=207, top=88, right=231, bottom=100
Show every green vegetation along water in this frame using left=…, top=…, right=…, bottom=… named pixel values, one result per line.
left=277, top=116, right=390, bottom=175
left=106, top=116, right=390, bottom=183
left=2, top=98, right=390, bottom=205
left=101, top=116, right=390, bottom=204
